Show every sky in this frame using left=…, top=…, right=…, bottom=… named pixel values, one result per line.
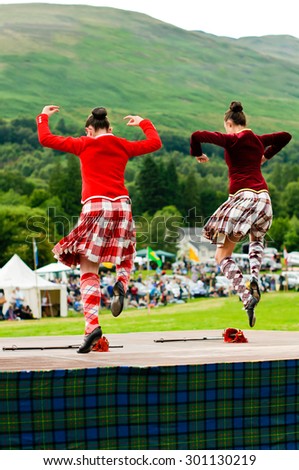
left=0, top=0, right=298, bottom=39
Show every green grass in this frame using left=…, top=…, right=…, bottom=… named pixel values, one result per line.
left=0, top=291, right=298, bottom=338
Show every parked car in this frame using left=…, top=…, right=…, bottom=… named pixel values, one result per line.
left=286, top=252, right=299, bottom=267
left=264, top=247, right=278, bottom=256
left=168, top=281, right=189, bottom=300
left=261, top=256, right=282, bottom=271
left=260, top=247, right=282, bottom=271
left=283, top=271, right=299, bottom=290
left=215, top=276, right=232, bottom=290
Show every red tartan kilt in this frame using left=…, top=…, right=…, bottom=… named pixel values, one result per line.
left=52, top=199, right=136, bottom=268
left=203, top=190, right=273, bottom=244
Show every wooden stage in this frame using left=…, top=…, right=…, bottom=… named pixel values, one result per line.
left=1, top=329, right=299, bottom=371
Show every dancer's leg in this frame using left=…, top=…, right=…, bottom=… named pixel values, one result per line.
left=115, top=257, right=134, bottom=293
left=79, top=256, right=101, bottom=334
left=215, top=235, right=251, bottom=308
left=111, top=258, right=134, bottom=317
left=248, top=237, right=264, bottom=279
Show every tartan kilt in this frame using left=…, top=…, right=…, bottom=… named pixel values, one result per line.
left=203, top=190, right=273, bottom=244
left=52, top=198, right=136, bottom=268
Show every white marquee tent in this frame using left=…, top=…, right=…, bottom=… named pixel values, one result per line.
left=0, top=254, right=68, bottom=318
left=36, top=261, right=79, bottom=282
left=36, top=262, right=72, bottom=274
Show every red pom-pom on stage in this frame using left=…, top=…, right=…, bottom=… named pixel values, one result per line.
left=92, top=336, right=110, bottom=352
left=223, top=328, right=248, bottom=343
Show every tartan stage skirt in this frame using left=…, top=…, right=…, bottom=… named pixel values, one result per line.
left=52, top=198, right=136, bottom=268
left=203, top=190, right=273, bottom=244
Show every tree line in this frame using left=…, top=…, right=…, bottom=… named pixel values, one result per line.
left=0, top=117, right=298, bottom=268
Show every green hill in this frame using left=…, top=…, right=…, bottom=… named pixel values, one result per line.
left=235, top=35, right=299, bottom=65
left=0, top=3, right=298, bottom=139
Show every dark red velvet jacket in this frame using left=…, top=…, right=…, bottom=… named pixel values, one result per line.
left=190, top=129, right=292, bottom=195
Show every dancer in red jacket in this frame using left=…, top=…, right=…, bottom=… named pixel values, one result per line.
left=37, top=105, right=162, bottom=352
left=190, top=101, right=292, bottom=327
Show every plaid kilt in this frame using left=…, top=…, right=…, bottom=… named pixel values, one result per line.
left=203, top=190, right=273, bottom=244
left=52, top=198, right=136, bottom=268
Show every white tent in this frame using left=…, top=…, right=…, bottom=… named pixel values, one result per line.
left=35, top=261, right=80, bottom=282
left=0, top=254, right=68, bottom=318
left=36, top=262, right=72, bottom=274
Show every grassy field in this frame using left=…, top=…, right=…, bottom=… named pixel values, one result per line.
left=0, top=291, right=298, bottom=338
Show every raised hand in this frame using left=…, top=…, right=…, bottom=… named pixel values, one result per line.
left=196, top=154, right=209, bottom=163
left=123, top=115, right=143, bottom=126
left=41, top=105, right=60, bottom=116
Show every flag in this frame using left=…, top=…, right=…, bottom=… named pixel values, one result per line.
left=147, top=246, right=162, bottom=267
left=33, top=238, right=38, bottom=269
left=283, top=246, right=288, bottom=266
left=189, top=243, right=200, bottom=262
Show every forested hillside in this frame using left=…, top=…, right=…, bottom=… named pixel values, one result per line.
left=0, top=5, right=298, bottom=267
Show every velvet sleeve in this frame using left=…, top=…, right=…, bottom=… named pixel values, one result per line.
left=190, top=131, right=235, bottom=156
left=259, top=132, right=292, bottom=160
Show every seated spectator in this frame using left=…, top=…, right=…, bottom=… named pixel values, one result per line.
left=261, top=274, right=269, bottom=292
left=100, top=286, right=111, bottom=309
left=68, top=277, right=81, bottom=296
left=270, top=276, right=276, bottom=291
left=67, top=291, right=75, bottom=309
left=190, top=279, right=208, bottom=298
left=0, top=288, right=6, bottom=321
left=130, top=283, right=139, bottom=303
left=73, top=295, right=83, bottom=313
left=160, top=287, right=168, bottom=306
left=149, top=283, right=160, bottom=301
left=18, top=305, right=35, bottom=320
left=278, top=274, right=285, bottom=291
left=216, top=286, right=228, bottom=297
left=4, top=304, right=18, bottom=320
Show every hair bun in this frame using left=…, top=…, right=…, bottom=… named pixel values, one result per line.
left=91, top=107, right=107, bottom=120
left=230, top=101, right=243, bottom=113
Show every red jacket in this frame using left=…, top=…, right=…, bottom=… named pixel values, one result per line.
left=36, top=114, right=162, bottom=203
left=190, top=129, right=292, bottom=195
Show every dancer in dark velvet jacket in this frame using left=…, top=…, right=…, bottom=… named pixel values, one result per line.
left=190, top=101, right=292, bottom=327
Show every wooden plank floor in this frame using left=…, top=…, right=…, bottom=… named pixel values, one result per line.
left=1, top=330, right=299, bottom=371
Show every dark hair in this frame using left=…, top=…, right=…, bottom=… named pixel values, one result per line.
left=224, top=101, right=247, bottom=126
left=85, top=107, right=110, bottom=131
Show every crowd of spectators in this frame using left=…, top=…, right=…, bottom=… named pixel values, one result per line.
left=64, top=260, right=233, bottom=312
left=64, top=257, right=291, bottom=313
left=1, top=257, right=294, bottom=320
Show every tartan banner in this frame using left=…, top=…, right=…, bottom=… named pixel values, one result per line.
left=0, top=360, right=298, bottom=450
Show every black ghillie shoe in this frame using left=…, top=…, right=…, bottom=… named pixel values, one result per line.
left=245, top=296, right=259, bottom=328
left=250, top=276, right=261, bottom=303
left=111, top=281, right=125, bottom=317
left=77, top=327, right=102, bottom=354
